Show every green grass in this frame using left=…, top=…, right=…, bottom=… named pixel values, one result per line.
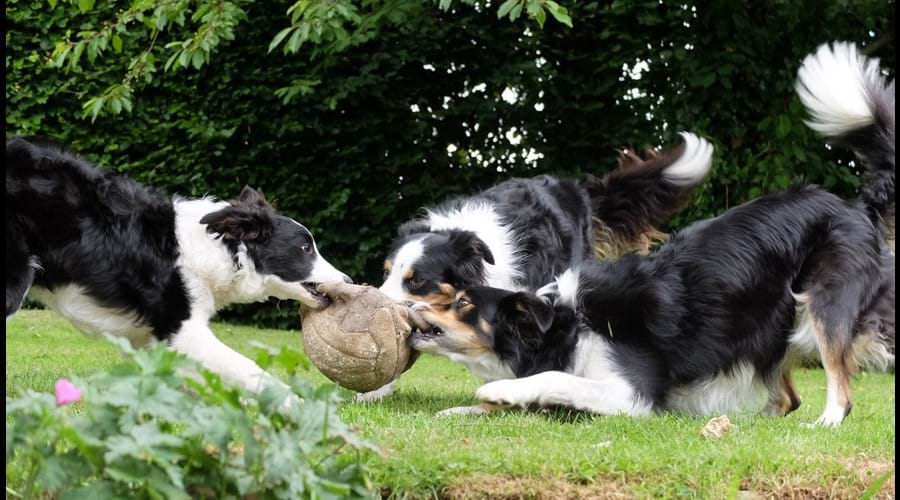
left=6, top=309, right=895, bottom=498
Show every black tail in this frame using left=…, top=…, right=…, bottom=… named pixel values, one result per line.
left=579, top=132, right=713, bottom=259
left=796, top=42, right=896, bottom=226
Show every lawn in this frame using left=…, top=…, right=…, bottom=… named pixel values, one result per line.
left=6, top=309, right=895, bottom=499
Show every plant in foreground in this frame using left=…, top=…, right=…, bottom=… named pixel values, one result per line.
left=6, top=337, right=375, bottom=499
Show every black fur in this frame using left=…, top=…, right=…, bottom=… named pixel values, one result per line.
left=461, top=181, right=894, bottom=412
left=5, top=137, right=345, bottom=342
left=446, top=72, right=896, bottom=414
left=386, top=159, right=706, bottom=300
left=6, top=137, right=192, bottom=338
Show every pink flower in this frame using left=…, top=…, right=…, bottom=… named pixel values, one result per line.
left=55, top=379, right=82, bottom=406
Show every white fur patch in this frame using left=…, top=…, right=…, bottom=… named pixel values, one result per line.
left=662, top=132, right=714, bottom=186
left=175, top=198, right=262, bottom=312
left=666, top=362, right=768, bottom=416
left=435, top=405, right=491, bottom=417
left=168, top=315, right=286, bottom=394
left=448, top=351, right=515, bottom=382
left=379, top=237, right=426, bottom=301
left=425, top=203, right=523, bottom=290
left=567, top=332, right=653, bottom=415
left=788, top=292, right=820, bottom=357
left=28, top=285, right=156, bottom=348
left=355, top=380, right=398, bottom=402
left=796, top=41, right=881, bottom=137
left=28, top=257, right=44, bottom=272
left=554, top=268, right=581, bottom=307
left=475, top=370, right=652, bottom=416
left=852, top=332, right=895, bottom=372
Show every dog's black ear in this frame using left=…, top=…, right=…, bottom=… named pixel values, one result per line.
left=238, top=185, right=271, bottom=208
left=497, top=292, right=554, bottom=343
left=200, top=205, right=273, bottom=242
left=449, top=231, right=495, bottom=265
left=398, top=219, right=430, bottom=237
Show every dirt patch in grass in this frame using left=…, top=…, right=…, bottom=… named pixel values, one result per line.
left=437, top=456, right=894, bottom=500
left=442, top=474, right=636, bottom=499
left=738, top=455, right=894, bottom=500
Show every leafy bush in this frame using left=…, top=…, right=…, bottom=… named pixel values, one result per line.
left=6, top=0, right=894, bottom=327
left=5, top=338, right=374, bottom=499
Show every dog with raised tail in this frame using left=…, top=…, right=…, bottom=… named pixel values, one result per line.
left=412, top=42, right=894, bottom=426
left=360, top=131, right=714, bottom=401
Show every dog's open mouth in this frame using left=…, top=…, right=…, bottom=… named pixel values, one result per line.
left=301, top=282, right=331, bottom=306
left=413, top=325, right=444, bottom=338
left=406, top=308, right=441, bottom=339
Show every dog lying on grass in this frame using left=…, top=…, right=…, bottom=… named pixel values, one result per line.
left=411, top=42, right=895, bottom=426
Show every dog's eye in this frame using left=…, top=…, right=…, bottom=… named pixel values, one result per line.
left=383, top=269, right=389, bottom=281
left=456, top=299, right=470, bottom=308
left=301, top=244, right=312, bottom=254
left=408, top=278, right=425, bottom=289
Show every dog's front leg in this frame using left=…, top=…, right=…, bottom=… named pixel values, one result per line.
left=475, top=371, right=652, bottom=417
left=168, top=319, right=287, bottom=395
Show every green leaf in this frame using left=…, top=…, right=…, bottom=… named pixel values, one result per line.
left=191, top=51, right=204, bottom=70
left=164, top=51, right=180, bottom=72
left=87, top=97, right=105, bottom=122
left=545, top=1, right=573, bottom=27
left=70, top=42, right=85, bottom=70
left=86, top=42, right=97, bottom=64
left=52, top=44, right=72, bottom=68
left=112, top=35, right=123, bottom=53
left=438, top=0, right=453, bottom=11
left=77, top=0, right=95, bottom=13
left=269, top=27, right=293, bottom=54
left=286, top=27, right=303, bottom=53
left=775, top=115, right=791, bottom=139
left=509, top=1, right=523, bottom=21
left=533, top=6, right=546, bottom=28
left=861, top=471, right=894, bottom=500
left=497, top=0, right=519, bottom=19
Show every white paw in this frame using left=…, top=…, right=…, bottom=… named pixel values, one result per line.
left=475, top=379, right=537, bottom=408
left=354, top=382, right=395, bottom=403
left=803, top=405, right=847, bottom=427
left=435, top=405, right=490, bottom=417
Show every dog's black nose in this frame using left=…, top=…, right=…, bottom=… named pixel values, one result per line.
left=342, top=273, right=353, bottom=284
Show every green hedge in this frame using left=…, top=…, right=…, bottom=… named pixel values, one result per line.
left=7, top=0, right=894, bottom=327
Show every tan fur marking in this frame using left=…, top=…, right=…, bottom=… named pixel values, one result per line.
left=384, top=260, right=392, bottom=272
left=419, top=306, right=492, bottom=355
left=592, top=217, right=668, bottom=260
left=764, top=369, right=802, bottom=417
left=406, top=284, right=457, bottom=307
left=810, top=313, right=853, bottom=413
left=779, top=372, right=801, bottom=415
left=403, top=268, right=414, bottom=280
left=439, top=283, right=456, bottom=296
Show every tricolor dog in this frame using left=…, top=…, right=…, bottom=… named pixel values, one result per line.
left=368, top=125, right=715, bottom=400
left=412, top=42, right=895, bottom=426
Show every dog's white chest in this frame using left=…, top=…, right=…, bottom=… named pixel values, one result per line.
left=28, top=285, right=156, bottom=348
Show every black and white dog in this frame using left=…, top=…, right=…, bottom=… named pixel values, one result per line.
left=366, top=121, right=714, bottom=400
left=379, top=134, right=713, bottom=303
left=6, top=138, right=351, bottom=393
left=412, top=42, right=895, bottom=426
